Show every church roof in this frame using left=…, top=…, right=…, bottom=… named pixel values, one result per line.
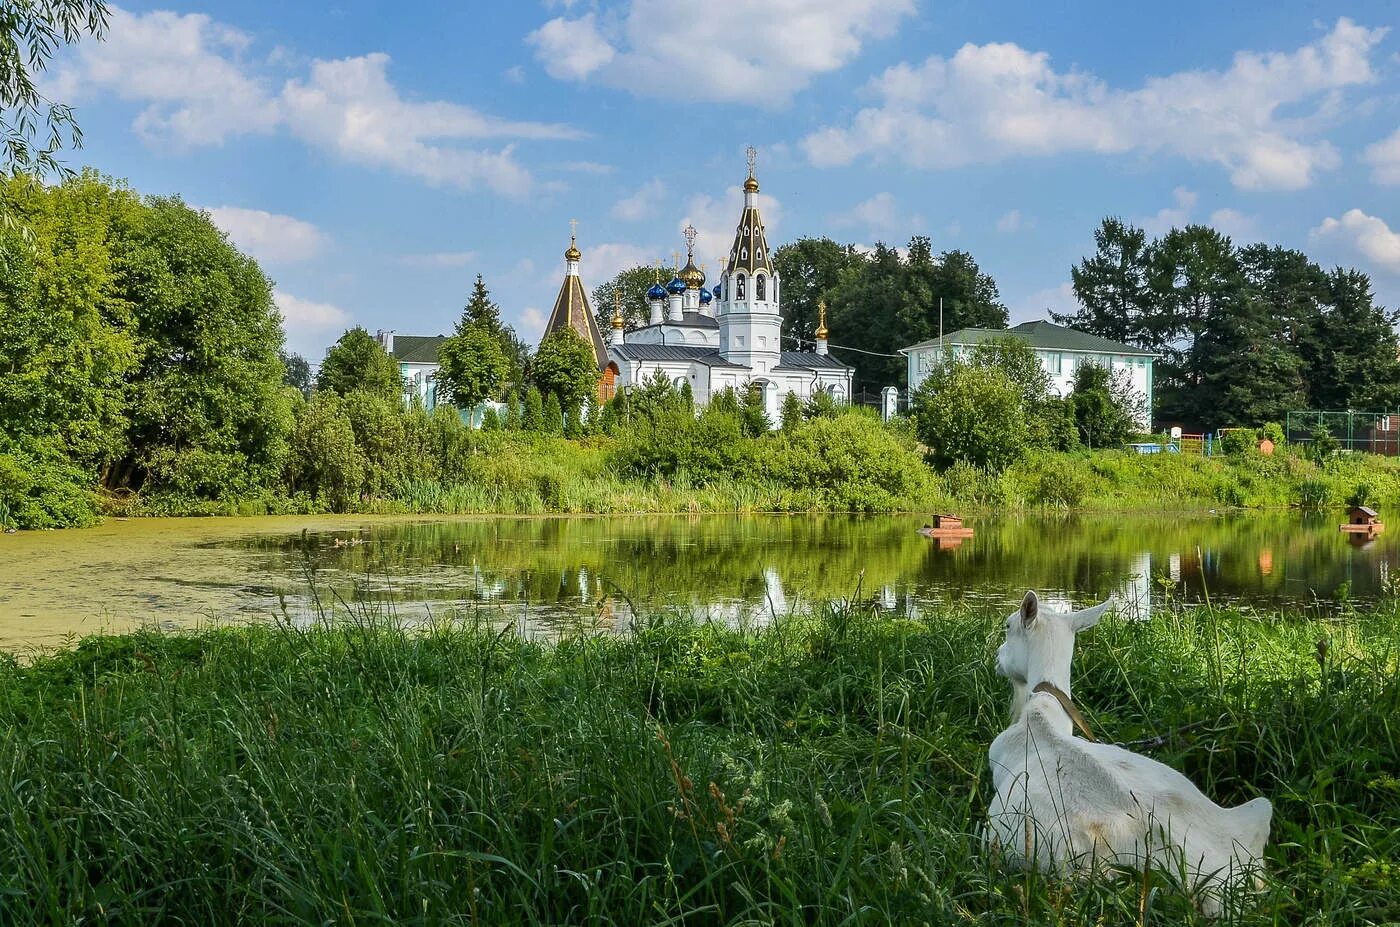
left=613, top=343, right=747, bottom=368
left=543, top=263, right=608, bottom=368
left=775, top=351, right=851, bottom=371
left=901, top=319, right=1155, bottom=358
left=726, top=171, right=773, bottom=277
left=389, top=335, right=447, bottom=364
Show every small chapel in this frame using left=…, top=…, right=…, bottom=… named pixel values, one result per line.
left=539, top=154, right=853, bottom=422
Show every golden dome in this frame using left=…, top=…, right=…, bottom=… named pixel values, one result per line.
left=564, top=234, right=581, bottom=262
left=679, top=258, right=705, bottom=289
left=815, top=299, right=829, bottom=340
left=611, top=291, right=624, bottom=329
left=743, top=174, right=759, bottom=193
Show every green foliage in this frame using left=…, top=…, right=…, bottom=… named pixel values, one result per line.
left=741, top=384, right=770, bottom=436
left=436, top=323, right=510, bottom=408
left=912, top=359, right=1028, bottom=471
left=0, top=1, right=108, bottom=177
left=3, top=600, right=1396, bottom=923
left=280, top=350, right=312, bottom=398
left=480, top=407, right=501, bottom=431
left=1063, top=218, right=1400, bottom=429
left=1070, top=362, right=1138, bottom=449
left=804, top=386, right=839, bottom=420
left=315, top=328, right=401, bottom=401
left=1307, top=424, right=1340, bottom=464
left=780, top=391, right=804, bottom=432
left=760, top=409, right=935, bottom=511
left=532, top=327, right=598, bottom=411
left=542, top=392, right=564, bottom=436
left=592, top=264, right=665, bottom=332
left=288, top=391, right=364, bottom=511
left=522, top=387, right=544, bottom=432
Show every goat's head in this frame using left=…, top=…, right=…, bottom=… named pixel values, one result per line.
left=996, top=590, right=1112, bottom=722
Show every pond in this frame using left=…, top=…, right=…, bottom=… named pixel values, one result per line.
left=1, top=511, right=1393, bottom=650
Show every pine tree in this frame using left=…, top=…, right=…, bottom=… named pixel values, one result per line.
left=542, top=392, right=564, bottom=435
left=523, top=387, right=544, bottom=432
left=460, top=274, right=504, bottom=336
left=780, top=391, right=804, bottom=431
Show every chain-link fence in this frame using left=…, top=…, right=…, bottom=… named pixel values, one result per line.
left=1286, top=411, right=1400, bottom=456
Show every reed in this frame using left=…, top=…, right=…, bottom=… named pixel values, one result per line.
left=0, top=592, right=1396, bottom=924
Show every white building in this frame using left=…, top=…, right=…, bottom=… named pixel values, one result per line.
left=599, top=158, right=853, bottom=421
left=900, top=319, right=1155, bottom=429
left=374, top=331, right=447, bottom=410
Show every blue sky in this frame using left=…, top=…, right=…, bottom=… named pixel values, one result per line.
left=44, top=0, right=1400, bottom=360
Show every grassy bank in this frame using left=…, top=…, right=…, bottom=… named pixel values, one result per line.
left=1, top=599, right=1396, bottom=924
left=95, top=433, right=1400, bottom=522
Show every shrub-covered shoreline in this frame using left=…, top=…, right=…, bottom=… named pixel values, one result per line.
left=0, top=599, right=1396, bottom=923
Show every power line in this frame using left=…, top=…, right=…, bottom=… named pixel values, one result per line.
left=784, top=332, right=902, bottom=358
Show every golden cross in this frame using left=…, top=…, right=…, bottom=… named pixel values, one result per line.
left=745, top=145, right=757, bottom=176
left=652, top=258, right=661, bottom=283
left=569, top=217, right=578, bottom=239
left=671, top=250, right=680, bottom=271
left=683, top=223, right=698, bottom=257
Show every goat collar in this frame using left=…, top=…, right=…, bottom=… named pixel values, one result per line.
left=1032, top=681, right=1097, bottom=743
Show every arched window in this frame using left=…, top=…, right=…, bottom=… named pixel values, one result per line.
left=755, top=274, right=766, bottom=301
left=736, top=274, right=746, bottom=299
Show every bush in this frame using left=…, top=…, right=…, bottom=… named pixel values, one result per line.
left=912, top=361, right=1028, bottom=471
left=760, top=409, right=935, bottom=511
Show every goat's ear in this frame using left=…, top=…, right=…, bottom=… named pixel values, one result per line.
left=1070, top=598, right=1112, bottom=632
left=1019, top=590, right=1039, bottom=628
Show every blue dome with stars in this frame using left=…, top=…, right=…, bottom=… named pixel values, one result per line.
left=647, top=282, right=667, bottom=300
left=699, top=287, right=713, bottom=304
left=713, top=282, right=723, bottom=299
left=666, top=276, right=686, bottom=294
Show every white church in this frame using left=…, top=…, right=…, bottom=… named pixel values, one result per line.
left=543, top=155, right=853, bottom=421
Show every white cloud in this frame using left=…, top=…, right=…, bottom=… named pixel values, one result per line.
left=995, top=209, right=1024, bottom=233
left=518, top=306, right=546, bottom=334
left=612, top=178, right=666, bottom=221
left=1311, top=209, right=1400, bottom=273
left=580, top=242, right=657, bottom=286
left=562, top=160, right=614, bottom=174
left=527, top=12, right=616, bottom=81
left=50, top=7, right=582, bottom=195
left=1139, top=187, right=1197, bottom=235
left=1208, top=207, right=1258, bottom=241
left=503, top=65, right=526, bottom=84
left=398, top=251, right=477, bottom=268
left=205, top=206, right=327, bottom=263
left=527, top=0, right=914, bottom=104
left=1014, top=281, right=1077, bottom=323
left=834, top=191, right=923, bottom=236
left=803, top=18, right=1385, bottom=191
left=1363, top=127, right=1400, bottom=185
left=274, top=289, right=352, bottom=354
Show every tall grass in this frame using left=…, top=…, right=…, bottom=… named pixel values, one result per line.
left=0, top=593, right=1396, bottom=924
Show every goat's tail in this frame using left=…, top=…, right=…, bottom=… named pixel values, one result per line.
left=1230, top=796, right=1273, bottom=861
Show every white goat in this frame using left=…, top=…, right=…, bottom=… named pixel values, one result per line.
left=985, top=591, right=1271, bottom=915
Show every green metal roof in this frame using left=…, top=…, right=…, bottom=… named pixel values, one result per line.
left=391, top=335, right=448, bottom=364
left=901, top=319, right=1155, bottom=358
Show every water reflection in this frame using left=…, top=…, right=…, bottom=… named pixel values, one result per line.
left=220, top=512, right=1393, bottom=633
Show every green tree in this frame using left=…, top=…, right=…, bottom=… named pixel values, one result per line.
left=316, top=328, right=402, bottom=401
left=280, top=350, right=312, bottom=398
left=911, top=359, right=1028, bottom=471
left=1059, top=218, right=1154, bottom=346
left=1, top=1, right=109, bottom=177
left=532, top=327, right=598, bottom=411
left=436, top=324, right=510, bottom=408
left=288, top=391, right=364, bottom=511
left=593, top=264, right=665, bottom=332
left=1070, top=363, right=1137, bottom=449
left=522, top=386, right=544, bottom=432
left=1307, top=269, right=1400, bottom=411
left=780, top=391, right=804, bottom=431
left=741, top=384, right=770, bottom=436
left=114, top=195, right=293, bottom=498
left=774, top=237, right=860, bottom=344
left=542, top=391, right=564, bottom=435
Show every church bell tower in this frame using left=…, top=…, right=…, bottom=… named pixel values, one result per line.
left=716, top=147, right=782, bottom=374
